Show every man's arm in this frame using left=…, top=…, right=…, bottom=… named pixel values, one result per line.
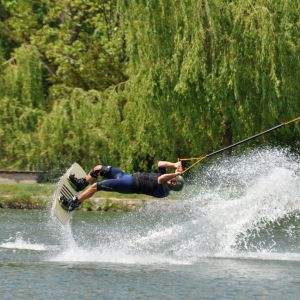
left=158, top=172, right=182, bottom=184
left=158, top=161, right=182, bottom=172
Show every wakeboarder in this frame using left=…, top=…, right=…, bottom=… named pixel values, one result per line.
left=59, top=161, right=184, bottom=211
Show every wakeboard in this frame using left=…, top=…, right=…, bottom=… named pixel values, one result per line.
left=52, top=162, right=86, bottom=225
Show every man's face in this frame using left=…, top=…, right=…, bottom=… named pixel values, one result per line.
left=168, top=178, right=177, bottom=188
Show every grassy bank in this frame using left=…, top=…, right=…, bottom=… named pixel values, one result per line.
left=0, top=183, right=53, bottom=209
left=0, top=183, right=151, bottom=211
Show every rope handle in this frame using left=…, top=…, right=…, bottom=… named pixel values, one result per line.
left=180, top=156, right=206, bottom=175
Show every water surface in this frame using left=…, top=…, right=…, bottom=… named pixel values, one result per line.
left=1, top=148, right=300, bottom=299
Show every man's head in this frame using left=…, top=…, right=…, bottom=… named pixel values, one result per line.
left=168, top=175, right=184, bottom=191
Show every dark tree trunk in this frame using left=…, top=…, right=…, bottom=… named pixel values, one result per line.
left=223, top=119, right=233, bottom=156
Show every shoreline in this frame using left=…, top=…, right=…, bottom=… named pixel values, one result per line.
left=0, top=183, right=160, bottom=212
left=0, top=197, right=151, bottom=211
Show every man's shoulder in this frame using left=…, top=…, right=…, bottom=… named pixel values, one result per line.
left=157, top=167, right=166, bottom=174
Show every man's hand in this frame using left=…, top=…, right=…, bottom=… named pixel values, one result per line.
left=158, top=161, right=183, bottom=172
left=174, top=161, right=183, bottom=173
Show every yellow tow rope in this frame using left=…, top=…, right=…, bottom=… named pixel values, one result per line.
left=179, top=115, right=300, bottom=175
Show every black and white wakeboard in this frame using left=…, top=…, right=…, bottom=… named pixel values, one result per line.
left=52, top=162, right=86, bottom=225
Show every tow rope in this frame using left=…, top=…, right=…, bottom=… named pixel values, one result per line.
left=179, top=115, right=300, bottom=174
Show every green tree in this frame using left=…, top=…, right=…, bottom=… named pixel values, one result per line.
left=1, top=0, right=300, bottom=173
left=0, top=45, right=45, bottom=169
left=119, top=0, right=300, bottom=169
left=0, top=0, right=127, bottom=90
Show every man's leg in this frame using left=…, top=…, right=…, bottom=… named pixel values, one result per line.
left=87, top=165, right=108, bottom=181
left=78, top=174, right=134, bottom=203
left=78, top=183, right=98, bottom=202
left=89, top=165, right=125, bottom=180
left=60, top=182, right=98, bottom=211
left=66, top=165, right=130, bottom=210
left=69, top=164, right=112, bottom=191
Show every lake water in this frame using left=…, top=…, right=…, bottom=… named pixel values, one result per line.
left=1, top=148, right=300, bottom=299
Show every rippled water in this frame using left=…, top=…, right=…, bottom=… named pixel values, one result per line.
left=1, top=148, right=300, bottom=299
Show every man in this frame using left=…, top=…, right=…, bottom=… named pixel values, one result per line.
left=59, top=160, right=184, bottom=211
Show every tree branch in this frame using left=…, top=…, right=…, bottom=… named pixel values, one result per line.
left=0, top=22, right=57, bottom=76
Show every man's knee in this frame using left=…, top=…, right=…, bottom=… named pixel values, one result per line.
left=89, top=165, right=102, bottom=179
left=89, top=165, right=112, bottom=179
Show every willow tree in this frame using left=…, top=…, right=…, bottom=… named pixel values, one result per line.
left=1, top=0, right=300, bottom=172
left=0, top=45, right=45, bottom=169
left=0, top=0, right=129, bottom=171
left=34, top=85, right=125, bottom=173
left=119, top=0, right=300, bottom=169
left=30, top=0, right=127, bottom=90
left=225, top=0, right=300, bottom=142
left=119, top=0, right=209, bottom=169
left=0, top=0, right=127, bottom=91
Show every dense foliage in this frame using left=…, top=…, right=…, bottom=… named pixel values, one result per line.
left=0, top=0, right=299, bottom=175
